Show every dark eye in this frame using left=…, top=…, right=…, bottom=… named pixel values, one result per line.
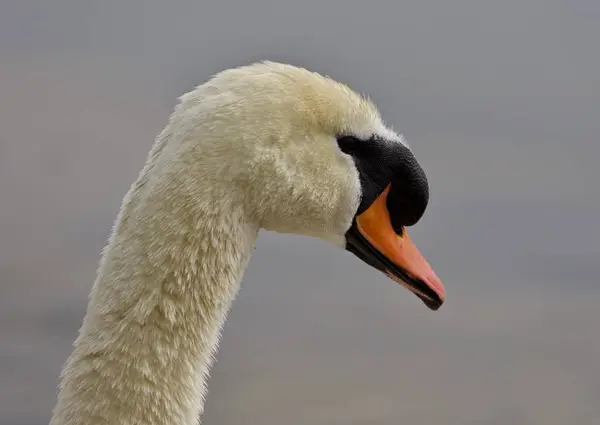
left=336, top=135, right=361, bottom=155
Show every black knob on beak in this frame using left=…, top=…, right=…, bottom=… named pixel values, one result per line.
left=386, top=147, right=429, bottom=232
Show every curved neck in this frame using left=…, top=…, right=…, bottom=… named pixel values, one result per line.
left=49, top=154, right=259, bottom=425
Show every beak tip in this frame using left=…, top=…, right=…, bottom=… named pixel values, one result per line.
left=422, top=294, right=445, bottom=311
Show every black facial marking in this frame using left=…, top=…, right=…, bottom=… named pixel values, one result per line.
left=337, top=135, right=429, bottom=231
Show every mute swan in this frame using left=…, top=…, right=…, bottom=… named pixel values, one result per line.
left=49, top=61, right=446, bottom=425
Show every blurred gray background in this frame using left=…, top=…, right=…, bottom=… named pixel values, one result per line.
left=1, top=1, right=599, bottom=424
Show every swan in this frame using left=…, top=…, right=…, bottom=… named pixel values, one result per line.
left=49, top=61, right=446, bottom=425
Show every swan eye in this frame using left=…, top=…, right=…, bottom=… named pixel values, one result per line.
left=336, top=135, right=361, bottom=155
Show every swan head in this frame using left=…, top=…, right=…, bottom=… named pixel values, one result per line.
left=174, top=61, right=445, bottom=310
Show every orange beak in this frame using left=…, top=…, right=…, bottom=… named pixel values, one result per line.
left=346, top=185, right=446, bottom=310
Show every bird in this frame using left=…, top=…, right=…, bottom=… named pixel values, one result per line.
left=49, top=61, right=446, bottom=425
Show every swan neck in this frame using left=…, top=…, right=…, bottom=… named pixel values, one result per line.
left=49, top=186, right=258, bottom=425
